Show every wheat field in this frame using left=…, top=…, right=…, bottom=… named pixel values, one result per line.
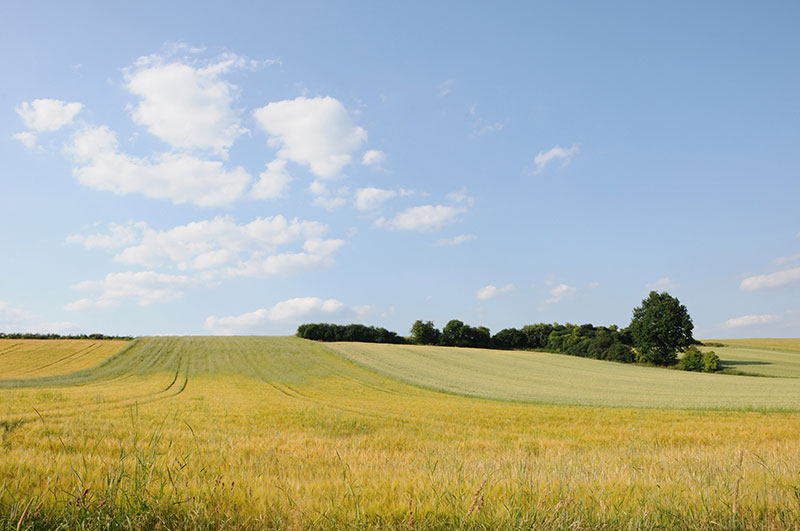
left=0, top=339, right=129, bottom=379
left=1, top=336, right=800, bottom=529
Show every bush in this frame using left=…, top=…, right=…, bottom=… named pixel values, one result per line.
left=679, top=347, right=704, bottom=371
left=702, top=350, right=720, bottom=372
left=679, top=347, right=719, bottom=372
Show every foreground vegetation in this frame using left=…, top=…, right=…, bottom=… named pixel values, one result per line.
left=1, top=337, right=800, bottom=529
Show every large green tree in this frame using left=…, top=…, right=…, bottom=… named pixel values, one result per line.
left=628, top=291, right=694, bottom=365
left=410, top=320, right=441, bottom=345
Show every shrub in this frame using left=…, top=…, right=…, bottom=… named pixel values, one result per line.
left=679, top=347, right=704, bottom=371
left=679, top=347, right=719, bottom=372
left=702, top=350, right=720, bottom=372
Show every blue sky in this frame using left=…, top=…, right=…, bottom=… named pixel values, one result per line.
left=1, top=2, right=798, bottom=338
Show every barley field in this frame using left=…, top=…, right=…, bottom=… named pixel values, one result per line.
left=2, top=337, right=800, bottom=529
left=0, top=339, right=129, bottom=379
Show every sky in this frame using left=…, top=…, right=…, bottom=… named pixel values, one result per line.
left=1, top=2, right=799, bottom=338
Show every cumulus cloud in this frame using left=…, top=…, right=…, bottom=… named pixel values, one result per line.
left=724, top=314, right=781, bottom=328
left=16, top=98, right=83, bottom=132
left=252, top=159, right=292, bottom=199
left=436, top=234, right=476, bottom=246
left=376, top=205, right=466, bottom=232
left=645, top=277, right=680, bottom=291
left=355, top=187, right=396, bottom=211
left=308, top=180, right=349, bottom=210
left=125, top=54, right=248, bottom=156
left=204, top=297, right=347, bottom=334
left=741, top=267, right=800, bottom=292
left=67, top=216, right=343, bottom=278
left=476, top=284, right=514, bottom=300
left=227, top=238, right=347, bottom=277
left=13, top=132, right=37, bottom=148
left=545, top=284, right=576, bottom=304
left=65, top=271, right=196, bottom=311
left=253, top=96, right=367, bottom=179
left=533, top=144, right=579, bottom=174
left=67, top=125, right=251, bottom=206
left=362, top=149, right=386, bottom=167
left=269, top=297, right=345, bottom=320
left=66, top=222, right=147, bottom=249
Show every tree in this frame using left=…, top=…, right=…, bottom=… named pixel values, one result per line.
left=410, top=320, right=441, bottom=345
left=628, top=291, right=694, bottom=366
left=440, top=319, right=466, bottom=347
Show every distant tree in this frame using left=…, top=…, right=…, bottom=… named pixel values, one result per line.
left=464, top=325, right=491, bottom=349
left=492, top=328, right=527, bottom=349
left=628, top=291, right=694, bottom=366
left=521, top=323, right=553, bottom=349
left=440, top=319, right=467, bottom=347
left=410, top=320, right=441, bottom=345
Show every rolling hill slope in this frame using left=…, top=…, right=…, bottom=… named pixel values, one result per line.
left=324, top=341, right=800, bottom=410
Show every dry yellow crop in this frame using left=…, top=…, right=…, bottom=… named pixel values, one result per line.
left=0, top=339, right=128, bottom=378
left=1, top=336, right=800, bottom=529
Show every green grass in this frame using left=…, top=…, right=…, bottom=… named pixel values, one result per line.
left=324, top=341, right=800, bottom=410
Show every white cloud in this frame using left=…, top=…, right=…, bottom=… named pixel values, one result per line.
left=204, top=309, right=269, bottom=335
left=724, top=314, right=781, bottom=328
left=446, top=189, right=475, bottom=206
left=645, top=277, right=680, bottom=291
left=355, top=187, right=396, bottom=211
left=774, top=253, right=800, bottom=267
left=0, top=301, right=36, bottom=327
left=476, top=284, right=514, bottom=300
left=473, top=121, right=504, bottom=137
left=68, top=216, right=337, bottom=278
left=125, top=54, right=248, bottom=156
left=0, top=302, right=79, bottom=334
left=741, top=267, right=800, bottom=292
left=13, top=132, right=37, bottom=148
left=227, top=238, right=347, bottom=277
left=253, top=96, right=367, bottom=179
left=436, top=234, right=476, bottom=246
left=308, top=180, right=349, bottom=210
left=376, top=205, right=466, bottom=232
left=533, top=144, right=580, bottom=174
left=15, top=99, right=83, bottom=132
left=588, top=281, right=600, bottom=289
left=65, top=271, right=195, bottom=310
left=437, top=79, right=454, bottom=97
left=362, top=149, right=386, bottom=167
left=252, top=159, right=292, bottom=199
left=66, top=222, right=147, bottom=249
left=67, top=125, right=251, bottom=206
left=269, top=297, right=345, bottom=320
left=545, top=284, right=576, bottom=304
left=204, top=297, right=347, bottom=334
left=313, top=196, right=348, bottom=210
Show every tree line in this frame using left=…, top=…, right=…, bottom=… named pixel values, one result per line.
left=295, top=323, right=406, bottom=344
left=297, top=292, right=717, bottom=372
left=0, top=332, right=134, bottom=340
left=411, top=320, right=636, bottom=362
